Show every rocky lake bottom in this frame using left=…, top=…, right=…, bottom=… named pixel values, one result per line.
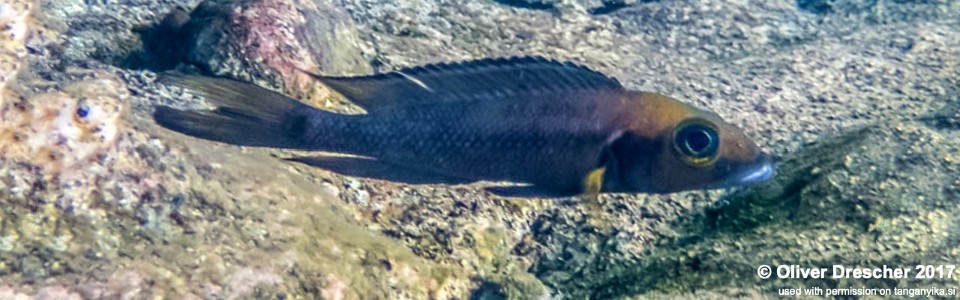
left=0, top=0, right=958, bottom=298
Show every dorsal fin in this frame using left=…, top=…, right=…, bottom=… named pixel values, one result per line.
left=304, top=56, right=623, bottom=112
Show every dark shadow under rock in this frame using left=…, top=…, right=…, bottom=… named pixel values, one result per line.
left=126, top=7, right=194, bottom=71
left=589, top=0, right=659, bottom=15
left=469, top=281, right=508, bottom=300
left=492, top=0, right=556, bottom=10
left=796, top=0, right=835, bottom=15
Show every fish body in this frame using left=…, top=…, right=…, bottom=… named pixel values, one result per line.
left=155, top=57, right=773, bottom=196
left=319, top=88, right=624, bottom=194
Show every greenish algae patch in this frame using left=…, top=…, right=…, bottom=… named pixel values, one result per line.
left=468, top=225, right=548, bottom=299
left=285, top=192, right=455, bottom=299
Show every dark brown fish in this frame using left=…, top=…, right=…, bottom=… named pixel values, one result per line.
left=154, top=56, right=773, bottom=197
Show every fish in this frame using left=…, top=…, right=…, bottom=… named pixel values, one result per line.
left=153, top=56, right=773, bottom=198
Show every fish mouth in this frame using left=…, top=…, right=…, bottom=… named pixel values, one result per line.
left=737, top=154, right=775, bottom=184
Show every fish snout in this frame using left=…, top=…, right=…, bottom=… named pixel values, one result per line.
left=736, top=153, right=775, bottom=185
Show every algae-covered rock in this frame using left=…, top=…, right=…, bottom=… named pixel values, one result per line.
left=135, top=0, right=374, bottom=114
left=0, top=0, right=31, bottom=104
left=0, top=0, right=459, bottom=298
left=2, top=0, right=959, bottom=298
left=334, top=0, right=960, bottom=297
left=177, top=0, right=371, bottom=91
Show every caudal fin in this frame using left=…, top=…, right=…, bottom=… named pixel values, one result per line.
left=153, top=75, right=320, bottom=149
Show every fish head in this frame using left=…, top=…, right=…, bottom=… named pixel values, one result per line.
left=611, top=92, right=773, bottom=193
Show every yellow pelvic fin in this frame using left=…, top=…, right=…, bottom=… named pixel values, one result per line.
left=583, top=167, right=605, bottom=198
left=581, top=167, right=612, bottom=231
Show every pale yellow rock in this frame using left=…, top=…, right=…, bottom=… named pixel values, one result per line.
left=0, top=72, right=126, bottom=177
left=0, top=0, right=32, bottom=108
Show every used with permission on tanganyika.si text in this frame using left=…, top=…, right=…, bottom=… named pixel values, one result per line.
left=777, top=286, right=956, bottom=297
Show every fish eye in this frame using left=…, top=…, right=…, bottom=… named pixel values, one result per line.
left=673, top=120, right=720, bottom=166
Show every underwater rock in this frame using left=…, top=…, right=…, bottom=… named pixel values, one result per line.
left=0, top=71, right=463, bottom=297
left=797, top=0, right=960, bottom=21
left=529, top=118, right=960, bottom=298
left=167, top=0, right=372, bottom=102
left=4, top=0, right=960, bottom=298
left=336, top=0, right=960, bottom=297
left=0, top=73, right=128, bottom=202
left=0, top=0, right=31, bottom=107
left=0, top=0, right=464, bottom=298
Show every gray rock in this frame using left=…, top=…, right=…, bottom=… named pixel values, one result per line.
left=170, top=0, right=372, bottom=93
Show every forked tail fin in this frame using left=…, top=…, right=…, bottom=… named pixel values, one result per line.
left=153, top=74, right=323, bottom=149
